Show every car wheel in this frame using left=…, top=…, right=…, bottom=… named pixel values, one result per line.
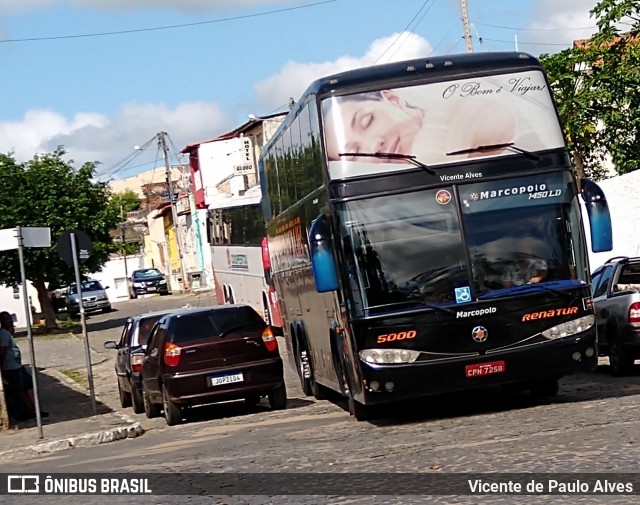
left=530, top=378, right=559, bottom=398
left=102, top=306, right=111, bottom=314
left=609, top=338, right=634, bottom=377
left=162, top=385, right=182, bottom=426
left=244, top=394, right=261, bottom=406
left=268, top=383, right=287, bottom=410
left=118, top=382, right=132, bottom=408
left=143, top=388, right=161, bottom=419
left=131, top=385, right=145, bottom=414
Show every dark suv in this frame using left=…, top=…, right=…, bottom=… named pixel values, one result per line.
left=141, top=305, right=286, bottom=425
left=104, top=311, right=172, bottom=413
left=129, top=268, right=170, bottom=298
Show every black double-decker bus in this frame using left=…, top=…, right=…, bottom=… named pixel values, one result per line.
left=258, top=52, right=613, bottom=420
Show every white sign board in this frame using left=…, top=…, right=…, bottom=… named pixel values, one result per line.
left=0, top=228, right=18, bottom=251
left=21, top=227, right=51, bottom=248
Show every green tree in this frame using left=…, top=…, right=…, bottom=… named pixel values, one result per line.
left=588, top=0, right=640, bottom=175
left=110, top=190, right=143, bottom=255
left=540, top=48, right=609, bottom=180
left=541, top=0, right=639, bottom=178
left=0, top=148, right=120, bottom=329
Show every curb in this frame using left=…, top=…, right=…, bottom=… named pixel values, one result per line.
left=0, top=422, right=145, bottom=461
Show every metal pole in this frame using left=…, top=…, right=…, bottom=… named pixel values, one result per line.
left=459, top=0, right=474, bottom=53
left=16, top=226, right=43, bottom=438
left=159, top=132, right=188, bottom=293
left=70, top=233, right=97, bottom=415
left=120, top=203, right=130, bottom=298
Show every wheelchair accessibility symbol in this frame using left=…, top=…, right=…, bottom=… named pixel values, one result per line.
left=455, top=286, right=471, bottom=303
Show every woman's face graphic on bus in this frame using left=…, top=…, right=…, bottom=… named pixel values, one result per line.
left=324, top=90, right=425, bottom=162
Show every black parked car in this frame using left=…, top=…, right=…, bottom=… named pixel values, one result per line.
left=129, top=268, right=171, bottom=298
left=104, top=310, right=173, bottom=413
left=141, top=305, right=286, bottom=426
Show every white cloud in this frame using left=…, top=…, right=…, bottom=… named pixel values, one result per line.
left=0, top=101, right=231, bottom=178
left=254, top=32, right=433, bottom=110
left=527, top=0, right=599, bottom=48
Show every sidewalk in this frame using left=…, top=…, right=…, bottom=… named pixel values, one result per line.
left=0, top=333, right=145, bottom=462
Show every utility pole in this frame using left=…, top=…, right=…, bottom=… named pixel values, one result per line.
left=120, top=203, right=130, bottom=298
left=460, top=0, right=474, bottom=53
left=158, top=131, right=188, bottom=293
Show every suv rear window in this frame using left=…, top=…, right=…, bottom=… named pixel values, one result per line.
left=135, top=315, right=166, bottom=346
left=169, top=307, right=264, bottom=343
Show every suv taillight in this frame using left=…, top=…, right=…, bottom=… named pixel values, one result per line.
left=130, top=353, right=144, bottom=373
left=629, top=302, right=640, bottom=324
left=261, top=327, right=278, bottom=352
left=164, top=343, right=182, bottom=367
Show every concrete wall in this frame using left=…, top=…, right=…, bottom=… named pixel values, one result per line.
left=92, top=255, right=146, bottom=301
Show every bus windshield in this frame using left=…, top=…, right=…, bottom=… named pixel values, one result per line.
left=337, top=171, right=588, bottom=316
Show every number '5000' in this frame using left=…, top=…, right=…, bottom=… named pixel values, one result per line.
left=377, top=331, right=417, bottom=344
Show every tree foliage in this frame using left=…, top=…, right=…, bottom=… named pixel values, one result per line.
left=0, top=148, right=120, bottom=327
left=541, top=0, right=640, bottom=178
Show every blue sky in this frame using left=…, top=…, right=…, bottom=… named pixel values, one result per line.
left=0, top=0, right=601, bottom=181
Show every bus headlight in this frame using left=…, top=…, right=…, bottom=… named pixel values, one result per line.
left=359, top=349, right=420, bottom=364
left=541, top=315, right=595, bottom=340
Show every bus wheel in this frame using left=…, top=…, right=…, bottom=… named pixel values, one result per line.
left=530, top=378, right=559, bottom=398
left=262, top=297, right=271, bottom=326
left=347, top=395, right=372, bottom=421
left=297, top=345, right=314, bottom=397
left=609, top=337, right=634, bottom=377
left=297, top=339, right=327, bottom=400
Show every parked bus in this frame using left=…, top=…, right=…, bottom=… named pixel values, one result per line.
left=258, top=52, right=613, bottom=420
left=209, top=186, right=283, bottom=333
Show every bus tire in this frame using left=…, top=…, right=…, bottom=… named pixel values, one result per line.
left=348, top=396, right=372, bottom=421
left=262, top=296, right=272, bottom=326
left=297, top=334, right=327, bottom=400
left=330, top=331, right=350, bottom=397
left=530, top=378, right=559, bottom=398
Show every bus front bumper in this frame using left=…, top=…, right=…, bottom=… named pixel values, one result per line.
left=356, top=334, right=597, bottom=405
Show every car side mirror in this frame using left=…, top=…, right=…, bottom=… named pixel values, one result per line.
left=104, top=341, right=118, bottom=350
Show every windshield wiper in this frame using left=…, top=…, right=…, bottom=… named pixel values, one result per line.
left=218, top=323, right=256, bottom=337
left=338, top=152, right=435, bottom=175
left=446, top=142, right=540, bottom=161
left=367, top=300, right=455, bottom=315
left=477, top=283, right=575, bottom=300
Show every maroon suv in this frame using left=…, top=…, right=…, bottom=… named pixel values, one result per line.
left=140, top=305, right=286, bottom=425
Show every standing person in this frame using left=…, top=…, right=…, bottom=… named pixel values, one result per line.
left=0, top=311, right=47, bottom=421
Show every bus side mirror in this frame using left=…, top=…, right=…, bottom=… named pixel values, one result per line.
left=580, top=178, right=613, bottom=253
left=261, top=237, right=273, bottom=285
left=309, top=214, right=339, bottom=292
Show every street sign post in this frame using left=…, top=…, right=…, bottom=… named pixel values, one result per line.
left=57, top=230, right=97, bottom=415
left=0, top=226, right=51, bottom=438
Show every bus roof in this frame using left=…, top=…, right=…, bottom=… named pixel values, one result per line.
left=307, top=51, right=541, bottom=98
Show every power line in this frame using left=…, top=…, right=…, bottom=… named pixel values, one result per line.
left=481, top=37, right=574, bottom=47
left=0, top=0, right=337, bottom=44
left=372, top=0, right=436, bottom=65
left=475, top=22, right=597, bottom=32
